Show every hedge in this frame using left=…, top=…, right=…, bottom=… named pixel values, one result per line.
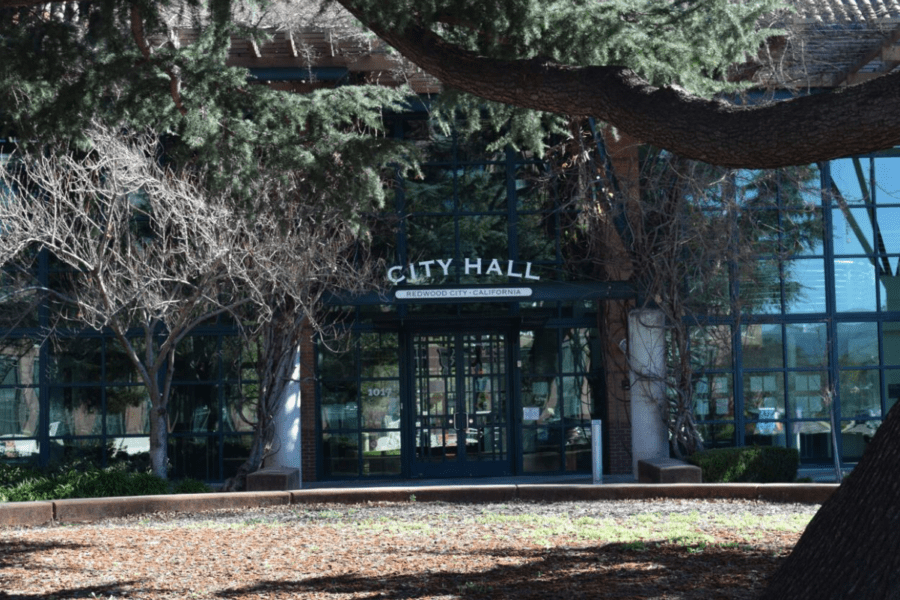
left=688, top=446, right=800, bottom=483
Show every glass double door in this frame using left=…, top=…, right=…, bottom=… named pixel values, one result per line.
left=411, top=332, right=511, bottom=477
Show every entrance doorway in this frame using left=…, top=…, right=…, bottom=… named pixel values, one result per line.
left=411, top=332, right=511, bottom=477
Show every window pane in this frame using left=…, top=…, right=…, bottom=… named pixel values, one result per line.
left=836, top=322, right=878, bottom=367
left=697, top=423, right=736, bottom=449
left=105, top=342, right=142, bottom=383
left=874, top=157, right=900, bottom=205
left=318, top=342, right=355, bottom=380
left=691, top=326, right=732, bottom=370
left=785, top=323, right=827, bottom=368
left=832, top=207, right=875, bottom=255
left=881, top=273, right=900, bottom=312
left=321, top=381, right=358, bottom=430
left=223, top=383, right=255, bottom=433
left=884, top=322, right=900, bottom=366
left=694, top=375, right=733, bottom=419
left=50, top=339, right=102, bottom=384
left=324, top=434, right=359, bottom=477
left=737, top=260, right=781, bottom=314
left=359, top=333, right=399, bottom=379
left=522, top=427, right=561, bottom=473
left=360, top=380, right=400, bottom=429
left=789, top=371, right=828, bottom=419
left=839, top=369, right=881, bottom=418
left=174, top=337, right=219, bottom=381
left=743, top=372, right=784, bottom=419
left=50, top=386, right=102, bottom=436
left=742, top=324, right=783, bottom=369
left=169, top=435, right=218, bottom=481
left=785, top=259, right=826, bottom=313
left=170, top=385, right=218, bottom=434
left=105, top=386, right=149, bottom=434
left=835, top=259, right=877, bottom=312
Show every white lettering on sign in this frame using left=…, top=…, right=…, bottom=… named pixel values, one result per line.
left=395, top=287, right=533, bottom=300
left=386, top=257, right=540, bottom=283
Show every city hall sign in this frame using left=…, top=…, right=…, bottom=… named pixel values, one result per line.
left=387, top=258, right=541, bottom=301
left=386, top=257, right=541, bottom=284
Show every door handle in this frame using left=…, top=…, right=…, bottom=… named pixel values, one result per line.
left=454, top=412, right=468, bottom=431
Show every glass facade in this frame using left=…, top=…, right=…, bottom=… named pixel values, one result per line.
left=690, top=153, right=900, bottom=464
left=0, top=321, right=256, bottom=481
left=7, top=128, right=900, bottom=481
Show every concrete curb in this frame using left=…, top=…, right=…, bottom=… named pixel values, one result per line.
left=0, top=483, right=839, bottom=527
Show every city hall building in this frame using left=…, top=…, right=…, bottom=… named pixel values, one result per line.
left=3, top=0, right=900, bottom=484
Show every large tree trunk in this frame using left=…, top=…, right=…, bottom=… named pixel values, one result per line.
left=758, top=401, right=900, bottom=599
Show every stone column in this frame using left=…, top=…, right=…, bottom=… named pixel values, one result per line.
left=628, top=309, right=668, bottom=478
left=266, top=348, right=302, bottom=485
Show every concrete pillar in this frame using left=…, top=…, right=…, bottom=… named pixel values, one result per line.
left=628, top=309, right=668, bottom=478
left=266, top=348, right=302, bottom=485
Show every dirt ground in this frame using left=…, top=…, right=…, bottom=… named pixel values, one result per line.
left=0, top=499, right=817, bottom=599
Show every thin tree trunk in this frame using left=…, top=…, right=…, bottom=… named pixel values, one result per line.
left=148, top=401, right=168, bottom=479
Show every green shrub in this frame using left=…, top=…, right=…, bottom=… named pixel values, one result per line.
left=0, top=463, right=43, bottom=488
left=1, top=466, right=169, bottom=502
left=171, top=478, right=213, bottom=494
left=688, top=446, right=800, bottom=483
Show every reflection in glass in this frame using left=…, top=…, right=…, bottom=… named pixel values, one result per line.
left=359, top=333, right=399, bottom=379
left=742, top=324, right=783, bottom=368
left=324, top=434, right=359, bottom=477
left=105, top=341, right=141, bottom=382
left=169, top=385, right=217, bottom=434
left=320, top=380, right=358, bottom=430
left=737, top=260, right=781, bottom=313
left=173, top=337, right=219, bottom=381
left=832, top=207, right=874, bottom=255
left=885, top=369, right=900, bottom=412
left=522, top=427, right=561, bottom=473
left=690, top=326, right=733, bottom=370
left=222, top=435, right=253, bottom=480
left=837, top=323, right=878, bottom=367
left=105, top=386, right=149, bottom=434
left=834, top=259, right=877, bottom=312
left=788, top=371, right=828, bottom=419
left=882, top=274, right=900, bottom=312
left=839, top=370, right=881, bottom=418
left=318, top=342, right=354, bottom=380
left=697, top=423, right=736, bottom=449
left=785, top=323, right=827, bottom=368
left=784, top=258, right=826, bottom=313
left=360, top=380, right=400, bottom=430
left=168, top=435, right=217, bottom=480
left=50, top=386, right=102, bottom=436
left=0, top=352, right=39, bottom=437
left=223, top=383, right=255, bottom=433
left=693, top=376, right=733, bottom=419
left=743, top=372, right=784, bottom=419
left=50, top=338, right=102, bottom=384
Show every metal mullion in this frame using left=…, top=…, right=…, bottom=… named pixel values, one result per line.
left=821, top=161, right=843, bottom=464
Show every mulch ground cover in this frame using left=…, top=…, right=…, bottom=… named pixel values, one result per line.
left=0, top=499, right=816, bottom=600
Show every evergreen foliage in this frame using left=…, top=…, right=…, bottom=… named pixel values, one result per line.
left=335, top=0, right=783, bottom=153
left=0, top=0, right=417, bottom=206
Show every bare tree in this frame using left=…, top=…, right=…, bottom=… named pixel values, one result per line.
left=220, top=195, right=382, bottom=491
left=0, top=124, right=387, bottom=482
left=589, top=145, right=821, bottom=457
left=0, top=126, right=275, bottom=478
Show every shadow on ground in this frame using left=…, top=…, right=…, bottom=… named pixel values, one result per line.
left=213, top=541, right=783, bottom=599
